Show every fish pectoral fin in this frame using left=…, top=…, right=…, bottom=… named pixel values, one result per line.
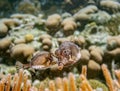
left=46, top=61, right=50, bottom=66
left=58, top=63, right=64, bottom=70
left=69, top=55, right=74, bottom=62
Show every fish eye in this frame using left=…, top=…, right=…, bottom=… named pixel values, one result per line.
left=63, top=49, right=71, bottom=55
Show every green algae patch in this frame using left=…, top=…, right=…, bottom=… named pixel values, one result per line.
left=89, top=79, right=109, bottom=91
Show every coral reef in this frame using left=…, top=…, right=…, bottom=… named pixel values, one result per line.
left=1, top=63, right=120, bottom=91
left=0, top=0, right=120, bottom=90
left=0, top=65, right=110, bottom=91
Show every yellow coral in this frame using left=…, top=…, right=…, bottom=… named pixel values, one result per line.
left=25, top=34, right=34, bottom=42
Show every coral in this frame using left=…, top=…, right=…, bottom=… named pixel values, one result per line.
left=89, top=45, right=104, bottom=56
left=89, top=45, right=104, bottom=64
left=90, top=49, right=103, bottom=63
left=0, top=69, right=77, bottom=91
left=11, top=13, right=29, bottom=19
left=57, top=37, right=70, bottom=45
left=0, top=22, right=8, bottom=37
left=68, top=35, right=86, bottom=47
left=11, top=69, right=31, bottom=91
left=77, top=46, right=103, bottom=78
left=73, top=5, right=98, bottom=21
left=7, top=66, right=17, bottom=75
left=73, top=13, right=90, bottom=21
left=79, top=5, right=98, bottom=14
left=69, top=73, right=77, bottom=91
left=10, top=13, right=38, bottom=25
left=107, top=36, right=120, bottom=50
left=100, top=0, right=120, bottom=13
left=61, top=17, right=77, bottom=36
left=39, top=34, right=52, bottom=51
left=101, top=64, right=114, bottom=91
left=115, top=70, right=120, bottom=85
left=80, top=74, right=93, bottom=91
left=61, top=12, right=72, bottom=19
left=42, top=38, right=52, bottom=50
left=104, top=13, right=120, bottom=35
left=0, top=38, right=11, bottom=50
left=88, top=60, right=101, bottom=71
left=11, top=44, right=35, bottom=61
left=80, top=49, right=90, bottom=64
left=14, top=38, right=26, bottom=44
left=81, top=65, right=87, bottom=77
left=1, top=2, right=120, bottom=91
left=106, top=36, right=120, bottom=58
left=0, top=64, right=116, bottom=91
left=15, top=69, right=23, bottom=91
left=55, top=77, right=63, bottom=90
left=17, top=0, right=41, bottom=15
left=49, top=80, right=56, bottom=91
left=24, top=34, right=34, bottom=43
left=0, top=64, right=17, bottom=77
left=45, top=14, right=61, bottom=35
left=82, top=22, right=110, bottom=46
left=90, top=11, right=111, bottom=24
left=1, top=18, right=20, bottom=28
left=87, top=60, right=101, bottom=78
left=39, top=34, right=52, bottom=41
left=32, top=80, right=40, bottom=88
left=107, top=48, right=120, bottom=57
left=62, top=77, right=69, bottom=91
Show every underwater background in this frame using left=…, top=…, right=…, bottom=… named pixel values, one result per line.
left=0, top=0, right=120, bottom=91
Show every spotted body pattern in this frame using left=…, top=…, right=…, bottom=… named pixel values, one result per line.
left=55, top=41, right=81, bottom=70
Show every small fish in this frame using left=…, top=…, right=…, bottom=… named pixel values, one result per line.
left=16, top=51, right=55, bottom=70
left=55, top=41, right=81, bottom=70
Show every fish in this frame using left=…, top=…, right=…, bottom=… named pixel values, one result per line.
left=16, top=51, right=55, bottom=70
left=55, top=41, right=81, bottom=70
left=16, top=42, right=81, bottom=71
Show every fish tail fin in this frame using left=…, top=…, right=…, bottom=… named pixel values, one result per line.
left=15, top=61, right=24, bottom=70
